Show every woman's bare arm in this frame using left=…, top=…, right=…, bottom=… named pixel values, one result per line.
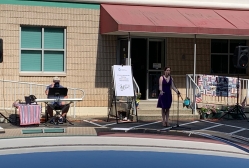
left=159, top=76, right=164, bottom=95
left=171, top=77, right=179, bottom=94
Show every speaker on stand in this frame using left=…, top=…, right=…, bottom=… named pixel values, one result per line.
left=233, top=46, right=248, bottom=69
left=219, top=46, right=248, bottom=120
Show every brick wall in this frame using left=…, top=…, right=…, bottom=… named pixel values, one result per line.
left=0, top=4, right=116, bottom=108
left=167, top=38, right=210, bottom=100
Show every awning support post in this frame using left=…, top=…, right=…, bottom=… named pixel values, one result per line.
left=193, top=34, right=197, bottom=114
left=128, top=32, right=131, bottom=65
left=194, top=34, right=196, bottom=83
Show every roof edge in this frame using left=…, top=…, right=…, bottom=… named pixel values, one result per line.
left=47, top=0, right=249, bottom=10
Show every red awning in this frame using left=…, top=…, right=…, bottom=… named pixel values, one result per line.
left=100, top=4, right=249, bottom=36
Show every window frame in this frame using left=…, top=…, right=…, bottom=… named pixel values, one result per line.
left=210, top=39, right=247, bottom=75
left=19, top=26, right=67, bottom=76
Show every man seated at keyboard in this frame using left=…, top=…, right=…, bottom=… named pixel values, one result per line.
left=45, top=76, right=69, bottom=124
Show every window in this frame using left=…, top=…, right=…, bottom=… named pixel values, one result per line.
left=211, top=39, right=246, bottom=74
left=20, top=27, right=66, bottom=73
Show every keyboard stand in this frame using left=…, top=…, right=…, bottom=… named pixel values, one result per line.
left=45, top=102, right=74, bottom=126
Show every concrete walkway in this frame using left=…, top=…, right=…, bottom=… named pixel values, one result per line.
left=0, top=135, right=248, bottom=160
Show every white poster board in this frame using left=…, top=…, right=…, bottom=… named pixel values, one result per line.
left=112, top=65, right=134, bottom=97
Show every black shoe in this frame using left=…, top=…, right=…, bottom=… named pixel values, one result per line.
left=49, top=119, right=55, bottom=124
left=58, top=117, right=63, bottom=124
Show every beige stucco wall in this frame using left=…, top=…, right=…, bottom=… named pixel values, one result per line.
left=167, top=37, right=249, bottom=105
left=0, top=4, right=248, bottom=116
left=0, top=4, right=117, bottom=115
left=167, top=38, right=210, bottom=75
left=167, top=38, right=211, bottom=101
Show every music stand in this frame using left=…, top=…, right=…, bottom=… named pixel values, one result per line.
left=48, top=88, right=68, bottom=98
left=24, top=96, right=31, bottom=104
left=45, top=88, right=73, bottom=125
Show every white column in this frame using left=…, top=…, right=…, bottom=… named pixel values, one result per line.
left=193, top=34, right=197, bottom=114
left=127, top=32, right=131, bottom=65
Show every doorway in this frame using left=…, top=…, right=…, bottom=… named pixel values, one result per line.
left=147, top=39, right=165, bottom=99
left=131, top=38, right=147, bottom=99
left=118, top=38, right=165, bottom=100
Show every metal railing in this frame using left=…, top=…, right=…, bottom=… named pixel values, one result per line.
left=133, top=77, right=140, bottom=95
left=186, top=74, right=249, bottom=114
left=186, top=74, right=201, bottom=114
left=0, top=79, right=85, bottom=118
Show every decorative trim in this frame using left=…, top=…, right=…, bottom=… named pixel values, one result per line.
left=0, top=0, right=100, bottom=9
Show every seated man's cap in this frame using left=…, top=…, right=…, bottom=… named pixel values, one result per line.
left=53, top=76, right=60, bottom=81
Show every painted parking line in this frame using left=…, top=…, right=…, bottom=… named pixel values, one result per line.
left=83, top=120, right=103, bottom=127
left=102, top=122, right=119, bottom=127
left=111, top=128, right=130, bottom=131
left=201, top=124, right=223, bottom=130
left=129, top=121, right=161, bottom=129
left=200, top=120, right=220, bottom=124
left=111, top=121, right=161, bottom=131
left=160, top=121, right=200, bottom=131
left=84, top=120, right=160, bottom=129
left=85, top=119, right=137, bottom=127
left=201, top=120, right=249, bottom=130
left=229, top=128, right=247, bottom=134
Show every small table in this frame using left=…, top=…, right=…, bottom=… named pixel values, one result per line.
left=17, top=104, right=41, bottom=126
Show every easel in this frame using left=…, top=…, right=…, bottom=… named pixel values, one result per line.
left=0, top=112, right=11, bottom=123
left=107, top=65, right=138, bottom=124
left=107, top=91, right=138, bottom=124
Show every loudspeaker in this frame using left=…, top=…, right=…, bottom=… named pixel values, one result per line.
left=233, top=46, right=248, bottom=69
left=0, top=38, right=2, bottom=63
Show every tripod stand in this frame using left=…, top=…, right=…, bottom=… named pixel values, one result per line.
left=219, top=72, right=248, bottom=120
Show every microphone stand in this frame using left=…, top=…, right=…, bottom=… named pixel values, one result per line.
left=170, top=80, right=191, bottom=131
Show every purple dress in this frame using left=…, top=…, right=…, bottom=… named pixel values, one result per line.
left=157, top=76, right=172, bottom=109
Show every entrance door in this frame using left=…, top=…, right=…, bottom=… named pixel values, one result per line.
left=131, top=38, right=147, bottom=99
left=147, top=39, right=165, bottom=99
left=117, top=38, right=164, bottom=100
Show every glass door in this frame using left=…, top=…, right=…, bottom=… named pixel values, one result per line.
left=147, top=39, right=165, bottom=99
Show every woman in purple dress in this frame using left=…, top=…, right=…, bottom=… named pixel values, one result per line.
left=157, top=67, right=180, bottom=127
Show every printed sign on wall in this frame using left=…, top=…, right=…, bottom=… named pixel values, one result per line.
left=112, top=65, right=134, bottom=97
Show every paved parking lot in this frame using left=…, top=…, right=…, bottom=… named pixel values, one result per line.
left=1, top=118, right=249, bottom=146
left=82, top=118, right=249, bottom=139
